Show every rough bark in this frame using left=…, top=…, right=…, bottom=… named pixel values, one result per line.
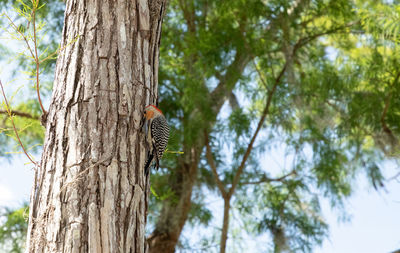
left=26, top=0, right=166, bottom=252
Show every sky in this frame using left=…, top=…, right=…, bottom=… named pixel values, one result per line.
left=316, top=167, right=400, bottom=253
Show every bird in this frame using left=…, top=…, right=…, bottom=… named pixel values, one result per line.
left=142, top=105, right=169, bottom=175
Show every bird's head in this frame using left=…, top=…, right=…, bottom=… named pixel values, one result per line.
left=144, top=105, right=163, bottom=120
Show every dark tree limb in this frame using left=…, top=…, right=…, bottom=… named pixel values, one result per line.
left=0, top=109, right=39, bottom=120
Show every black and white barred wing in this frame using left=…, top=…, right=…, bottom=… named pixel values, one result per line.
left=151, top=116, right=170, bottom=159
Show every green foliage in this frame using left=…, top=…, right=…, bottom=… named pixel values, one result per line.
left=0, top=0, right=64, bottom=157
left=0, top=100, right=43, bottom=156
left=187, top=201, right=212, bottom=227
left=0, top=204, right=28, bottom=253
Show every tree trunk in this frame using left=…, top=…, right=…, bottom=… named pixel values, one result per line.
left=147, top=161, right=198, bottom=253
left=26, top=0, right=166, bottom=252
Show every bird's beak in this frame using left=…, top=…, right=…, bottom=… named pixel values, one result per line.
left=142, top=118, right=148, bottom=135
left=140, top=111, right=146, bottom=129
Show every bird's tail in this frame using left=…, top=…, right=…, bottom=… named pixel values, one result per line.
left=144, top=152, right=154, bottom=176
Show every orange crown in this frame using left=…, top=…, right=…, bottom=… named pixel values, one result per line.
left=146, top=104, right=163, bottom=114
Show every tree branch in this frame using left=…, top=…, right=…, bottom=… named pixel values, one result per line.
left=228, top=92, right=239, bottom=110
left=228, top=62, right=288, bottom=198
left=211, top=51, right=251, bottom=115
left=32, top=1, right=47, bottom=116
left=241, top=170, right=296, bottom=185
left=178, top=0, right=196, bottom=33
left=294, top=21, right=360, bottom=49
left=205, top=132, right=228, bottom=198
left=388, top=171, right=400, bottom=182
left=0, top=109, right=39, bottom=120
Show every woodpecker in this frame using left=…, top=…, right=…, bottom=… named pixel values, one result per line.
left=143, top=105, right=169, bottom=175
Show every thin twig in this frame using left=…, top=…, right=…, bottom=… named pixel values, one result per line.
left=39, top=35, right=79, bottom=64
left=32, top=1, right=46, bottom=115
left=388, top=171, right=400, bottom=182
left=4, top=14, right=36, bottom=59
left=4, top=3, right=47, bottom=115
left=0, top=80, right=36, bottom=165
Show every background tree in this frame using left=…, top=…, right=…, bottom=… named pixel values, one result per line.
left=150, top=0, right=400, bottom=252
